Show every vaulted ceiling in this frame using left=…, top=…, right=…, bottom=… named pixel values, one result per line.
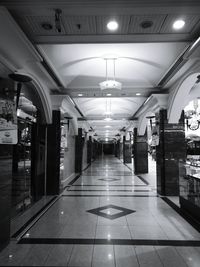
left=0, top=0, right=200, bottom=140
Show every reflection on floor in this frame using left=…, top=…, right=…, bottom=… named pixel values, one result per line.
left=1, top=156, right=200, bottom=266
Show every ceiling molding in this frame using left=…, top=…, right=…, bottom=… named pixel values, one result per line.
left=34, top=34, right=193, bottom=44
left=134, top=94, right=168, bottom=118
left=0, top=7, right=42, bottom=63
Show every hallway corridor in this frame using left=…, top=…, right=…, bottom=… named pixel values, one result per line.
left=1, top=156, right=200, bottom=266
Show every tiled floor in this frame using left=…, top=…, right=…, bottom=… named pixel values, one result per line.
left=1, top=156, right=200, bottom=266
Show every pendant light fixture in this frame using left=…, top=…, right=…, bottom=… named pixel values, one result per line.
left=99, top=58, right=122, bottom=90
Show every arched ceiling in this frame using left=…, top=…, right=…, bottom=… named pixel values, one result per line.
left=0, top=0, right=200, bottom=140
left=38, top=43, right=188, bottom=91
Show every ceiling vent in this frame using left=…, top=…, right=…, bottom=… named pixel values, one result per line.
left=140, top=20, right=153, bottom=29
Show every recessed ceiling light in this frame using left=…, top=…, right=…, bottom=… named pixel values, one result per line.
left=173, top=19, right=185, bottom=30
left=78, top=93, right=83, bottom=96
left=105, top=125, right=111, bottom=128
left=136, top=93, right=141, bottom=96
left=106, top=93, right=112, bottom=96
left=107, top=20, right=118, bottom=31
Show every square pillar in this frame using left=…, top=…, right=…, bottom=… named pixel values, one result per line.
left=123, top=137, right=132, bottom=163
left=46, top=110, right=61, bottom=195
left=87, top=136, right=92, bottom=164
left=133, top=128, right=148, bottom=174
left=75, top=128, right=83, bottom=173
left=156, top=110, right=186, bottom=195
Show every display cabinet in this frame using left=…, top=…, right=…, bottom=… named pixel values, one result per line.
left=179, top=159, right=200, bottom=221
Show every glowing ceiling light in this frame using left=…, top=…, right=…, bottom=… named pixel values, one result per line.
left=136, top=93, right=141, bottom=96
left=105, top=125, right=111, bottom=128
left=104, top=117, right=112, bottom=121
left=106, top=93, right=112, bottom=96
left=105, top=111, right=112, bottom=115
left=173, top=19, right=185, bottom=30
left=100, top=80, right=121, bottom=90
left=107, top=20, right=118, bottom=31
left=78, top=93, right=83, bottom=96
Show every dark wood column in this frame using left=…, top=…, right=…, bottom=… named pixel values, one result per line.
left=133, top=128, right=148, bottom=174
left=87, top=136, right=92, bottom=164
left=156, top=109, right=186, bottom=196
left=75, top=128, right=83, bottom=173
left=123, top=137, right=132, bottom=163
left=117, top=140, right=120, bottom=158
left=46, top=110, right=61, bottom=195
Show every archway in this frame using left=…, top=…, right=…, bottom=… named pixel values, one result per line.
left=168, top=72, right=200, bottom=123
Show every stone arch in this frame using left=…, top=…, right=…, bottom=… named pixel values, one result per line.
left=168, top=72, right=200, bottom=123
left=16, top=71, right=52, bottom=124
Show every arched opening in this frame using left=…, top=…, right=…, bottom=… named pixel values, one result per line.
left=11, top=78, right=51, bottom=220
left=137, top=110, right=158, bottom=189
left=179, top=97, right=200, bottom=222
left=168, top=72, right=200, bottom=123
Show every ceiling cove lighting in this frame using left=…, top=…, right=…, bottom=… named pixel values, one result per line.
left=107, top=20, right=118, bottom=31
left=100, top=58, right=122, bottom=90
left=173, top=19, right=185, bottom=30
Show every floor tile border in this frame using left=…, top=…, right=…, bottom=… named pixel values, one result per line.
left=67, top=189, right=151, bottom=192
left=11, top=196, right=58, bottom=239
left=122, top=160, right=149, bottom=185
left=62, top=195, right=158, bottom=197
left=161, top=196, right=200, bottom=233
left=71, top=184, right=148, bottom=187
left=81, top=174, right=134, bottom=176
left=136, top=175, right=149, bottom=185
left=18, top=238, right=200, bottom=246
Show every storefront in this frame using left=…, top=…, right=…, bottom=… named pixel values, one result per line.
left=179, top=99, right=200, bottom=222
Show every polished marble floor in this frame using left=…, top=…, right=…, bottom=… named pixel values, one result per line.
left=1, top=156, right=200, bottom=266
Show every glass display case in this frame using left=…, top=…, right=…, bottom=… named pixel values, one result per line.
left=179, top=159, right=200, bottom=221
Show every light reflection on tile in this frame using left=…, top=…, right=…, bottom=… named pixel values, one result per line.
left=1, top=156, right=200, bottom=266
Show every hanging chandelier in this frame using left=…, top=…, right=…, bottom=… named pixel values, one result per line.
left=99, top=58, right=122, bottom=90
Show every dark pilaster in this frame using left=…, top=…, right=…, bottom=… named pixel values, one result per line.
left=134, top=128, right=148, bottom=174
left=156, top=109, right=186, bottom=196
left=46, top=110, right=61, bottom=195
left=87, top=136, right=92, bottom=164
left=123, top=138, right=132, bottom=164
left=75, top=128, right=83, bottom=173
left=117, top=140, right=120, bottom=159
